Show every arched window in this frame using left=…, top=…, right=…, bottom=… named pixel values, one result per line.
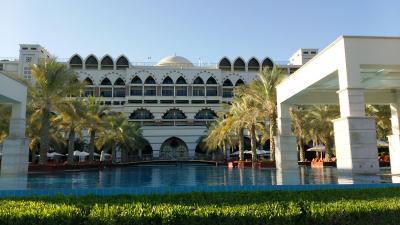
left=233, top=58, right=245, bottom=71
left=262, top=58, right=274, bottom=69
left=131, top=76, right=142, bottom=84
left=176, top=76, right=187, bottom=84
left=248, top=58, right=260, bottom=71
left=101, top=56, right=114, bottom=70
left=206, top=77, right=217, bottom=84
left=114, top=78, right=125, bottom=86
left=129, top=109, right=154, bottom=120
left=116, top=56, right=129, bottom=70
left=193, top=77, right=204, bottom=84
left=162, top=109, right=187, bottom=120
left=195, top=109, right=217, bottom=120
left=223, top=79, right=233, bottom=86
left=162, top=76, right=173, bottom=84
left=100, top=78, right=112, bottom=86
left=84, top=77, right=93, bottom=85
left=69, top=55, right=83, bottom=69
left=85, top=55, right=98, bottom=69
left=219, top=57, right=231, bottom=71
left=144, top=76, right=156, bottom=84
left=235, top=79, right=245, bottom=86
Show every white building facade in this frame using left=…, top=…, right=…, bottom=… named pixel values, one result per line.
left=1, top=45, right=302, bottom=160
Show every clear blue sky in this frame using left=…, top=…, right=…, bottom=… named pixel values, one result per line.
left=1, top=0, right=399, bottom=63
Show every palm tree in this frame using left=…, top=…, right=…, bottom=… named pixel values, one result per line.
left=240, top=67, right=286, bottom=161
left=307, top=105, right=340, bottom=161
left=30, top=59, right=81, bottom=165
left=83, top=97, right=108, bottom=163
left=0, top=105, right=11, bottom=143
left=53, top=98, right=87, bottom=164
left=366, top=105, right=391, bottom=141
left=96, top=112, right=145, bottom=163
left=289, top=106, right=310, bottom=162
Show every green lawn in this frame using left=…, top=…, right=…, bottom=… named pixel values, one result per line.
left=1, top=188, right=400, bottom=225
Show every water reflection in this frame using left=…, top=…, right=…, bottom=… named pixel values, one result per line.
left=2, top=165, right=392, bottom=190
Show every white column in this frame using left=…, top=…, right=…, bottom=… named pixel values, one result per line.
left=333, top=66, right=378, bottom=174
left=1, top=103, right=29, bottom=177
left=275, top=103, right=298, bottom=170
left=388, top=100, right=400, bottom=175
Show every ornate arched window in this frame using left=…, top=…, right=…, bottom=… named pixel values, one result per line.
left=70, top=55, right=83, bottom=69
left=100, top=78, right=112, bottom=85
left=233, top=58, right=245, bottom=71
left=248, top=58, right=260, bottom=71
left=129, top=109, right=154, bottom=120
left=101, top=56, right=114, bottom=70
left=162, top=76, right=174, bottom=84
left=84, top=77, right=93, bottom=85
left=223, top=79, right=233, bottom=86
left=219, top=57, right=231, bottom=71
left=206, top=77, right=217, bottom=84
left=85, top=55, right=98, bottom=69
left=162, top=109, right=187, bottom=120
left=131, top=76, right=142, bottom=84
left=176, top=76, right=187, bottom=84
left=262, top=58, right=274, bottom=69
left=193, top=77, right=204, bottom=84
left=195, top=109, right=217, bottom=120
left=144, top=76, right=156, bottom=84
left=235, top=79, right=245, bottom=86
left=114, top=78, right=125, bottom=86
left=116, top=56, right=129, bottom=70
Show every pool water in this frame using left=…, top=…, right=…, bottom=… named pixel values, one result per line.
left=21, top=165, right=400, bottom=189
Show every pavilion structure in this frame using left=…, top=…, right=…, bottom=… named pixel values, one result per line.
left=275, top=36, right=400, bottom=174
left=0, top=72, right=29, bottom=176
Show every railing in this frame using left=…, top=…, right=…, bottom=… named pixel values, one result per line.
left=0, top=57, right=18, bottom=62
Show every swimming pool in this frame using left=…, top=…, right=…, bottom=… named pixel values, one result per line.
left=0, top=165, right=399, bottom=197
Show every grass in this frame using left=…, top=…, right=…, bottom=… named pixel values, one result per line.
left=0, top=188, right=400, bottom=225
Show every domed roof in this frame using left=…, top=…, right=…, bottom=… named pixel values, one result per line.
left=156, top=55, right=194, bottom=68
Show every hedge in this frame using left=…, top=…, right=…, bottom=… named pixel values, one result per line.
left=0, top=188, right=400, bottom=225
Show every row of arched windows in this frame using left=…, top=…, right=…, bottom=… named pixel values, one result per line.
left=84, top=76, right=244, bottom=86
left=129, top=108, right=216, bottom=120
left=218, top=57, right=274, bottom=71
left=70, top=55, right=129, bottom=70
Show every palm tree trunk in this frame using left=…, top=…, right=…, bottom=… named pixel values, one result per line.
left=250, top=124, right=257, bottom=162
left=299, top=139, right=306, bottom=162
left=67, top=129, right=75, bottom=165
left=31, top=144, right=38, bottom=164
left=222, top=141, right=227, bottom=161
left=111, top=144, right=117, bottom=163
left=88, top=130, right=96, bottom=163
left=238, top=128, right=244, bottom=161
left=324, top=138, right=333, bottom=161
left=269, top=121, right=276, bottom=161
left=39, top=107, right=50, bottom=165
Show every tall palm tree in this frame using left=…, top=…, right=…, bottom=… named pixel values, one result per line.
left=0, top=105, right=11, bottom=143
left=366, top=105, right=391, bottom=141
left=289, top=106, right=310, bottom=162
left=53, top=98, right=87, bottom=164
left=83, top=97, right=108, bottom=163
left=30, top=59, right=81, bottom=165
left=307, top=105, right=340, bottom=161
left=96, top=112, right=145, bottom=163
left=242, top=67, right=286, bottom=161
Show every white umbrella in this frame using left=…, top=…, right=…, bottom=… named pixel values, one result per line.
left=306, top=144, right=326, bottom=152
left=93, top=152, right=100, bottom=156
left=377, top=140, right=389, bottom=147
left=231, top=151, right=240, bottom=155
left=256, top=149, right=269, bottom=155
left=73, top=150, right=89, bottom=157
left=47, top=152, right=65, bottom=158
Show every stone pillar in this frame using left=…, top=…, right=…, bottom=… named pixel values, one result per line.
left=334, top=66, right=378, bottom=174
left=1, top=103, right=29, bottom=177
left=275, top=103, right=298, bottom=170
left=388, top=102, right=400, bottom=174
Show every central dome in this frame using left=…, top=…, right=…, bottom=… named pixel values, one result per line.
left=156, top=55, right=194, bottom=68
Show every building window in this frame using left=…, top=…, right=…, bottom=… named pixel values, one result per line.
left=113, top=88, right=125, bottom=97
left=25, top=56, right=33, bottom=63
left=130, top=87, right=142, bottom=96
left=162, top=109, right=186, bottom=120
left=144, top=87, right=156, bottom=96
left=206, top=87, right=218, bottom=96
left=223, top=90, right=233, bottom=98
left=0, top=64, right=3, bottom=71
left=193, top=87, right=204, bottom=96
left=100, top=90, right=112, bottom=97
left=176, top=86, right=187, bottom=96
left=129, top=109, right=154, bottom=120
left=162, top=86, right=174, bottom=96
left=195, top=109, right=217, bottom=120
